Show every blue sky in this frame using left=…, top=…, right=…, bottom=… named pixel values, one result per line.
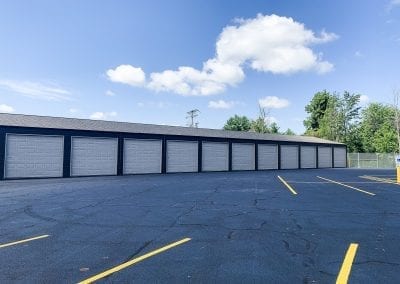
left=0, top=0, right=399, bottom=134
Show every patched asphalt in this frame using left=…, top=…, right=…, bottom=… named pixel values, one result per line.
left=0, top=169, right=399, bottom=283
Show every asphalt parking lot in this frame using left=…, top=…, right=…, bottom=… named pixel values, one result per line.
left=1, top=169, right=400, bottom=283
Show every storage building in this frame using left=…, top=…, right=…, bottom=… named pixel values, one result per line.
left=0, top=113, right=346, bottom=179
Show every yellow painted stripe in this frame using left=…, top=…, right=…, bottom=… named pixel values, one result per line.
left=78, top=237, right=191, bottom=284
left=360, top=175, right=399, bottom=185
left=277, top=175, right=297, bottom=195
left=317, top=176, right=375, bottom=196
left=336, top=243, right=359, bottom=284
left=0, top=234, right=49, bottom=249
left=288, top=181, right=381, bottom=184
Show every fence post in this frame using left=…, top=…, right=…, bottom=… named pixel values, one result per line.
left=357, top=152, right=360, bottom=168
left=376, top=153, right=379, bottom=168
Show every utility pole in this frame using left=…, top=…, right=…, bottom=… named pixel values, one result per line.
left=394, top=89, right=400, bottom=153
left=186, top=109, right=200, bottom=127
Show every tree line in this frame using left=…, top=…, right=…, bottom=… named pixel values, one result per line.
left=223, top=90, right=400, bottom=153
left=304, top=90, right=400, bottom=153
left=223, top=105, right=295, bottom=135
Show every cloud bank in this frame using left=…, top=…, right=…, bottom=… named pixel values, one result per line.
left=0, top=104, right=14, bottom=113
left=208, top=100, right=238, bottom=109
left=0, top=80, right=72, bottom=101
left=259, top=96, right=290, bottom=109
left=107, top=14, right=337, bottom=96
left=89, top=111, right=117, bottom=120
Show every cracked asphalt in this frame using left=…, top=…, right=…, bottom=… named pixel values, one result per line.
left=0, top=168, right=399, bottom=283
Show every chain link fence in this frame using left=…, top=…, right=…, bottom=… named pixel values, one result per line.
left=347, top=153, right=397, bottom=169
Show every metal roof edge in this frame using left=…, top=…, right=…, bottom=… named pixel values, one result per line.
left=0, top=112, right=345, bottom=145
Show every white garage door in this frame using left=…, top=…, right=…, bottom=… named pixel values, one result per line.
left=5, top=134, right=64, bottom=178
left=258, top=144, right=278, bottom=170
left=232, top=143, right=255, bottom=171
left=301, top=146, right=316, bottom=169
left=281, top=145, right=299, bottom=169
left=167, top=140, right=198, bottom=173
left=124, top=139, right=162, bottom=174
left=318, top=146, right=332, bottom=168
left=334, top=147, right=347, bottom=168
left=71, top=137, right=118, bottom=176
left=202, top=142, right=229, bottom=172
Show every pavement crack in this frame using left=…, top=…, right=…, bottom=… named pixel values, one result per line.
left=319, top=270, right=335, bottom=276
left=227, top=231, right=235, bottom=240
left=354, top=260, right=400, bottom=266
left=123, top=240, right=153, bottom=262
left=253, top=198, right=266, bottom=206
left=23, top=205, right=57, bottom=222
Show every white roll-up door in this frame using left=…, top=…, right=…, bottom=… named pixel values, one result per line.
left=280, top=145, right=299, bottom=169
left=202, top=142, right=229, bottom=172
left=318, top=146, right=332, bottom=168
left=258, top=144, right=278, bottom=170
left=232, top=143, right=255, bottom=171
left=71, top=137, right=118, bottom=176
left=334, top=147, right=346, bottom=168
left=167, top=140, right=198, bottom=173
left=124, top=139, right=162, bottom=174
left=5, top=134, right=64, bottom=178
left=300, top=146, right=316, bottom=169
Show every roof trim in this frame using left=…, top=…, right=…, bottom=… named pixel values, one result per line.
left=0, top=112, right=344, bottom=145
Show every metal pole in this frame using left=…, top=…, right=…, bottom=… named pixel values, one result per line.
left=377, top=153, right=379, bottom=168
left=358, top=153, right=360, bottom=168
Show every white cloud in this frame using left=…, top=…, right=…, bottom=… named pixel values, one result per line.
left=108, top=14, right=337, bottom=96
left=208, top=100, right=237, bottom=109
left=359, top=95, right=370, bottom=104
left=0, top=104, right=15, bottom=113
left=147, top=65, right=239, bottom=96
left=355, top=51, right=363, bottom=57
left=265, top=116, right=278, bottom=124
left=387, top=0, right=400, bottom=11
left=137, top=101, right=171, bottom=108
left=259, top=96, right=290, bottom=109
left=69, top=108, right=78, bottom=113
left=0, top=80, right=71, bottom=101
left=106, top=65, right=146, bottom=86
left=89, top=111, right=117, bottom=120
left=216, top=15, right=337, bottom=75
left=105, top=90, right=116, bottom=96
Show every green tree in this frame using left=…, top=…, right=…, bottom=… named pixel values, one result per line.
left=304, top=90, right=331, bottom=135
left=338, top=91, right=361, bottom=144
left=319, top=92, right=361, bottom=143
left=346, top=125, right=363, bottom=152
left=270, top=122, right=280, bottom=134
left=251, top=105, right=269, bottom=133
left=359, top=103, right=397, bottom=153
left=223, top=115, right=252, bottom=131
left=393, top=89, right=400, bottom=153
left=304, top=91, right=361, bottom=150
left=318, top=94, right=340, bottom=140
left=283, top=128, right=295, bottom=135
left=373, top=123, right=398, bottom=153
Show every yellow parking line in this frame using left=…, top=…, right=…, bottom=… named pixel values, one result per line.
left=0, top=234, right=50, bottom=249
left=360, top=175, right=399, bottom=185
left=277, top=175, right=297, bottom=195
left=288, top=181, right=381, bottom=184
left=78, top=237, right=191, bottom=284
left=317, top=176, right=375, bottom=196
left=336, top=243, right=359, bottom=284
